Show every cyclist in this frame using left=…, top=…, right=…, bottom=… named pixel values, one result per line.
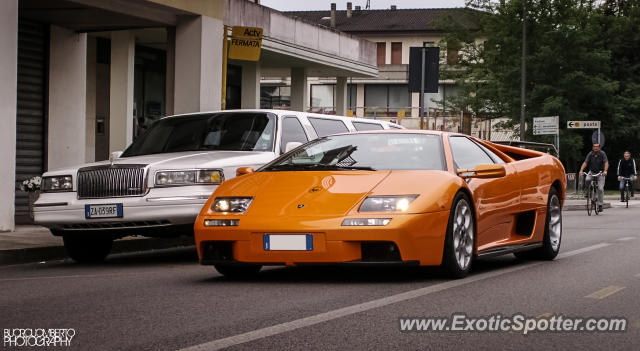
left=579, top=143, right=609, bottom=212
left=617, top=150, right=637, bottom=202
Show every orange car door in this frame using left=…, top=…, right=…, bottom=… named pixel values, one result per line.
left=448, top=136, right=521, bottom=250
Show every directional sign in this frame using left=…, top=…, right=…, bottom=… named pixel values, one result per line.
left=533, top=116, right=559, bottom=135
left=567, top=120, right=600, bottom=129
left=228, top=26, right=263, bottom=61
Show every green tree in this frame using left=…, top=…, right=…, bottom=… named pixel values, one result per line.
left=439, top=0, right=625, bottom=172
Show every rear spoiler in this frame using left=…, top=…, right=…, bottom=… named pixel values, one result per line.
left=492, top=141, right=558, bottom=157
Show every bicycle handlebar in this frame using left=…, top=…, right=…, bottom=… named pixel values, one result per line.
left=583, top=172, right=603, bottom=176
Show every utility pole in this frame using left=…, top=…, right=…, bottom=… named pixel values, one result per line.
left=520, top=0, right=527, bottom=141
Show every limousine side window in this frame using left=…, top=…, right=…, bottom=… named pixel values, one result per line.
left=280, top=116, right=309, bottom=153
left=308, top=117, right=349, bottom=137
left=352, top=121, right=384, bottom=131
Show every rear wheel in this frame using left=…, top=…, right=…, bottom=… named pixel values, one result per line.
left=214, top=263, right=262, bottom=278
left=515, top=187, right=562, bottom=260
left=441, top=192, right=475, bottom=278
left=63, top=234, right=113, bottom=263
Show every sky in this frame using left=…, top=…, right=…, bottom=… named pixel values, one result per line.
left=260, top=0, right=469, bottom=11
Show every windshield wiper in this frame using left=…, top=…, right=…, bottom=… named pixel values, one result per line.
left=265, top=164, right=376, bottom=172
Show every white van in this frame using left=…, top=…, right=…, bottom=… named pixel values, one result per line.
left=33, top=109, right=402, bottom=262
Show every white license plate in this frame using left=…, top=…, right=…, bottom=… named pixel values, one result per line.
left=263, top=234, right=313, bottom=251
left=85, top=204, right=123, bottom=219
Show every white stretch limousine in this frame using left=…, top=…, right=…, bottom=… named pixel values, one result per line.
left=34, top=110, right=402, bottom=262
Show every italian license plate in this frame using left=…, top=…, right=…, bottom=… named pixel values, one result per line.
left=263, top=234, right=313, bottom=251
left=85, top=204, right=123, bottom=219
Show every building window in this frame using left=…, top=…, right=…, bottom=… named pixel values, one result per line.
left=310, top=84, right=335, bottom=114
left=364, top=84, right=409, bottom=117
left=347, top=84, right=357, bottom=111
left=376, top=42, right=386, bottom=66
left=260, top=86, right=290, bottom=109
left=391, top=42, right=402, bottom=64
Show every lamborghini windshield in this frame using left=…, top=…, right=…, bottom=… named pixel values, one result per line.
left=122, top=112, right=275, bottom=157
left=262, top=133, right=444, bottom=171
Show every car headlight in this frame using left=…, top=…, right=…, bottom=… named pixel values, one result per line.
left=42, top=175, right=73, bottom=192
left=155, top=169, right=223, bottom=187
left=212, top=197, right=253, bottom=213
left=359, top=195, right=418, bottom=212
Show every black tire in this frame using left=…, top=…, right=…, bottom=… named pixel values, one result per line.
left=214, top=263, right=262, bottom=278
left=515, top=187, right=562, bottom=261
left=441, top=192, right=475, bottom=279
left=63, top=234, right=113, bottom=263
left=586, top=185, right=593, bottom=216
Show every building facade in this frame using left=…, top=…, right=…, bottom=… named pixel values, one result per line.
left=1, top=0, right=378, bottom=231
left=281, top=5, right=484, bottom=131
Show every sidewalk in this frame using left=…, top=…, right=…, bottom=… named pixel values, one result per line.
left=0, top=226, right=194, bottom=266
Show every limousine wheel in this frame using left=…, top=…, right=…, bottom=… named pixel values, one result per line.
left=515, top=187, right=562, bottom=260
left=441, top=192, right=475, bottom=279
left=63, top=234, right=113, bottom=263
left=214, top=263, right=262, bottom=278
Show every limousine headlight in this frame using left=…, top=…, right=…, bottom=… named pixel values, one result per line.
left=155, top=170, right=224, bottom=187
left=42, top=175, right=73, bottom=192
left=212, top=197, right=253, bottom=213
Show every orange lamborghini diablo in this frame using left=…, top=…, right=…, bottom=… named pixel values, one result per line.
left=194, top=130, right=566, bottom=278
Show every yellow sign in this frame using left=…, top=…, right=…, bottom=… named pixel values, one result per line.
left=346, top=110, right=354, bottom=117
left=228, top=26, right=263, bottom=61
left=397, top=110, right=405, bottom=118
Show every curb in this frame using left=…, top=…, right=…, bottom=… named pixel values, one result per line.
left=0, top=236, right=195, bottom=266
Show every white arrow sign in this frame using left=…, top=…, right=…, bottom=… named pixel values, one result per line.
left=533, top=116, right=559, bottom=135
left=567, top=120, right=600, bottom=129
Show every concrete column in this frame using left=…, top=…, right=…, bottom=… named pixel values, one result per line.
left=356, top=84, right=365, bottom=117
left=166, top=27, right=175, bottom=116
left=335, top=77, right=348, bottom=116
left=109, top=30, right=135, bottom=153
left=174, top=15, right=223, bottom=114
left=290, top=67, right=308, bottom=112
left=0, top=0, right=17, bottom=231
left=48, top=25, right=87, bottom=169
left=241, top=61, right=261, bottom=109
left=85, top=37, right=96, bottom=163
left=411, top=92, right=419, bottom=117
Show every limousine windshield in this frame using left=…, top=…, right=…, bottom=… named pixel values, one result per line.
left=122, top=112, right=276, bottom=157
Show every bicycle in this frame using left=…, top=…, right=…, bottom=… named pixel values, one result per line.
left=583, top=172, right=603, bottom=216
left=621, top=177, right=633, bottom=209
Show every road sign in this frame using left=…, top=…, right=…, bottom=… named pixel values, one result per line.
left=228, top=26, right=263, bottom=61
left=567, top=120, right=600, bottom=129
left=533, top=116, right=559, bottom=135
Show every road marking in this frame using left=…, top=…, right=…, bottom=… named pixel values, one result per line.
left=537, top=312, right=553, bottom=318
left=178, top=243, right=611, bottom=351
left=635, top=273, right=640, bottom=278
left=585, top=286, right=625, bottom=300
left=616, top=237, right=636, bottom=241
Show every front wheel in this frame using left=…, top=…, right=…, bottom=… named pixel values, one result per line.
left=63, top=234, right=113, bottom=263
left=441, top=192, right=475, bottom=278
left=586, top=185, right=593, bottom=216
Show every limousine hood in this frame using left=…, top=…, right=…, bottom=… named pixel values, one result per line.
left=42, top=150, right=277, bottom=179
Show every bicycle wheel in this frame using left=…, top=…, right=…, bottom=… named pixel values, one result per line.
left=626, top=183, right=630, bottom=208
left=586, top=185, right=593, bottom=216
left=592, top=185, right=600, bottom=215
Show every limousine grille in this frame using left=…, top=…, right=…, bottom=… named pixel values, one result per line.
left=77, top=165, right=147, bottom=199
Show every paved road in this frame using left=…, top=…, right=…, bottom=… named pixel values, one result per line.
left=1, top=205, right=639, bottom=350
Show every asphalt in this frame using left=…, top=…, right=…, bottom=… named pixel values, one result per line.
left=0, top=201, right=638, bottom=350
